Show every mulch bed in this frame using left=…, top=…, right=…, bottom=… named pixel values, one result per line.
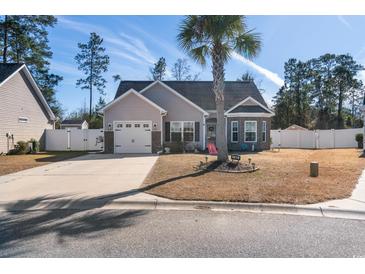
left=198, top=160, right=259, bottom=173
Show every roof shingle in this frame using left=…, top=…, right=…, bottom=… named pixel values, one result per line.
left=0, top=63, right=24, bottom=84
left=61, top=119, right=85, bottom=125
left=114, top=80, right=268, bottom=111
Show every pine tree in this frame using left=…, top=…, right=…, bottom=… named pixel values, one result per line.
left=0, top=15, right=63, bottom=117
left=75, top=32, right=110, bottom=118
left=150, top=57, right=166, bottom=80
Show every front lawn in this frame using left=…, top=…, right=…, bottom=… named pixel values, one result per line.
left=142, top=149, right=365, bottom=204
left=0, top=151, right=87, bottom=176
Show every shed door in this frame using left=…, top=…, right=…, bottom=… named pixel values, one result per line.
left=114, top=121, right=152, bottom=153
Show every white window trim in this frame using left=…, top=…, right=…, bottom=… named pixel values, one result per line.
left=244, top=121, right=257, bottom=143
left=169, top=121, right=195, bottom=142
left=231, top=121, right=239, bottom=143
left=262, top=121, right=267, bottom=142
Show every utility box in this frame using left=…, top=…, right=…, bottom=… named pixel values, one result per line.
left=310, top=162, right=319, bottom=177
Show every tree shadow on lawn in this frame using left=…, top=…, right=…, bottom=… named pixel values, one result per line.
left=0, top=167, right=212, bottom=256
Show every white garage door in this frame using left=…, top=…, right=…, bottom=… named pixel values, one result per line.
left=114, top=121, right=152, bottom=153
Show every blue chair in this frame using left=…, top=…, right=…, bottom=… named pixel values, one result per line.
left=240, top=143, right=249, bottom=151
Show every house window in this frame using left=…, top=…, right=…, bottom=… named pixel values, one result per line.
left=126, top=123, right=132, bottom=128
left=18, top=117, right=29, bottom=123
left=262, top=121, right=267, bottom=142
left=143, top=124, right=149, bottom=128
left=231, top=121, right=238, bottom=143
left=171, top=121, right=182, bottom=142
left=183, top=121, right=194, bottom=142
left=244, top=121, right=257, bottom=142
left=134, top=123, right=140, bottom=128
left=170, top=121, right=195, bottom=142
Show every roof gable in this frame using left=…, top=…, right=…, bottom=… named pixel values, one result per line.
left=0, top=63, right=55, bottom=121
left=225, top=96, right=274, bottom=115
left=115, top=80, right=268, bottom=111
left=101, top=88, right=167, bottom=113
left=230, top=105, right=271, bottom=113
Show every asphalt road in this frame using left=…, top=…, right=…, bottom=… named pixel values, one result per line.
left=1, top=209, right=365, bottom=257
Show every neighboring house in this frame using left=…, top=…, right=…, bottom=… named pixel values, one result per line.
left=60, top=119, right=89, bottom=130
left=0, top=63, right=55, bottom=154
left=285, top=124, right=308, bottom=131
left=101, top=80, right=274, bottom=154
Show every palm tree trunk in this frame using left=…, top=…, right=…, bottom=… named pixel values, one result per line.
left=212, top=46, right=228, bottom=162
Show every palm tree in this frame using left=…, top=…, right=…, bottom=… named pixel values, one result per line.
left=177, top=16, right=261, bottom=161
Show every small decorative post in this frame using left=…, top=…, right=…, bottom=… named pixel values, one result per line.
left=310, top=162, right=319, bottom=177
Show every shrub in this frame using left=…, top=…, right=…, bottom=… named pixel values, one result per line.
left=164, top=142, right=184, bottom=153
left=356, top=133, right=363, bottom=149
left=184, top=142, right=195, bottom=153
left=16, top=141, right=29, bottom=154
left=29, top=138, right=40, bottom=153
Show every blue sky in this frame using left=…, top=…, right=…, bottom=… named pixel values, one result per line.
left=48, top=16, right=365, bottom=115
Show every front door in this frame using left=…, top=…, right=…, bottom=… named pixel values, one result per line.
left=114, top=121, right=152, bottom=153
left=207, top=123, right=216, bottom=143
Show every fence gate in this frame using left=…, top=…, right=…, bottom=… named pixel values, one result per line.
left=45, top=129, right=104, bottom=151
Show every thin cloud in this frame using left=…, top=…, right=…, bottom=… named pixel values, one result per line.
left=57, top=16, right=106, bottom=35
left=57, top=16, right=158, bottom=67
left=337, top=16, right=352, bottom=30
left=50, top=60, right=80, bottom=76
left=231, top=52, right=284, bottom=87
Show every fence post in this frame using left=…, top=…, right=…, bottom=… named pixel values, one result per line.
left=67, top=129, right=71, bottom=150
left=314, top=130, right=318, bottom=149
left=332, top=129, right=335, bottom=148
left=279, top=129, right=281, bottom=149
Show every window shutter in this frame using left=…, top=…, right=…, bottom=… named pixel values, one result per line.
left=165, top=122, right=170, bottom=142
left=195, top=122, right=200, bottom=142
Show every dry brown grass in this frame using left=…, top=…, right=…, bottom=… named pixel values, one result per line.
left=142, top=149, right=365, bottom=204
left=0, top=151, right=86, bottom=176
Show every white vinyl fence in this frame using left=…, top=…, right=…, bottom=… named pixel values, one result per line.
left=271, top=128, right=363, bottom=149
left=45, top=129, right=104, bottom=151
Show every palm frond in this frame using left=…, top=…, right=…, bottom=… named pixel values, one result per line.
left=234, top=29, right=261, bottom=59
left=189, top=45, right=209, bottom=65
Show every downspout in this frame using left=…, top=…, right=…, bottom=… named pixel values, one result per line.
left=203, top=114, right=208, bottom=150
left=161, top=112, right=167, bottom=151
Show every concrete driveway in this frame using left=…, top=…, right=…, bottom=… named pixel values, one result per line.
left=0, top=153, right=160, bottom=209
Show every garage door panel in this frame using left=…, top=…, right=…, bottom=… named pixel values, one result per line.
left=114, top=121, right=152, bottom=153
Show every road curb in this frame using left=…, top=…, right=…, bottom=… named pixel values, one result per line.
left=2, top=198, right=365, bottom=220
left=110, top=199, right=365, bottom=220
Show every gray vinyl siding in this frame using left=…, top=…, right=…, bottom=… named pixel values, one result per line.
left=142, top=82, right=205, bottom=148
left=103, top=91, right=162, bottom=131
left=227, top=117, right=271, bottom=151
left=0, top=70, right=53, bottom=153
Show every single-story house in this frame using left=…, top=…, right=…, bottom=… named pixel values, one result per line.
left=101, top=80, right=274, bottom=154
left=285, top=124, right=308, bottom=131
left=60, top=119, right=89, bottom=130
left=0, top=63, right=55, bottom=154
